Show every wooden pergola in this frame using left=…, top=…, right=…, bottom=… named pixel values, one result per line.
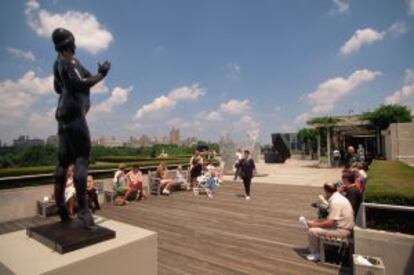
left=307, top=115, right=376, bottom=166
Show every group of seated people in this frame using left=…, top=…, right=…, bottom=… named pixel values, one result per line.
left=112, top=163, right=146, bottom=205
left=299, top=159, right=368, bottom=262
left=110, top=150, right=222, bottom=203
left=155, top=162, right=189, bottom=195
left=152, top=150, right=222, bottom=198
left=47, top=164, right=101, bottom=218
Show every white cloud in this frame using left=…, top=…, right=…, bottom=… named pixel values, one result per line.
left=134, top=84, right=206, bottom=120
left=25, top=0, right=40, bottom=15
left=135, top=96, right=175, bottom=120
left=295, top=112, right=312, bottom=124
left=5, top=71, right=54, bottom=96
left=205, top=111, right=223, bottom=121
left=281, top=123, right=296, bottom=133
left=6, top=47, right=36, bottom=62
left=236, top=115, right=261, bottom=141
left=407, top=0, right=414, bottom=15
left=306, top=69, right=381, bottom=114
left=93, top=86, right=132, bottom=114
left=91, top=80, right=109, bottom=94
left=340, top=28, right=385, bottom=55
left=196, top=110, right=223, bottom=121
left=168, top=84, right=206, bottom=101
left=340, top=21, right=407, bottom=56
left=26, top=0, right=113, bottom=54
left=404, top=69, right=414, bottom=84
left=226, top=63, right=241, bottom=80
left=330, top=0, right=350, bottom=15
left=387, top=21, right=408, bottom=35
left=385, top=69, right=414, bottom=110
left=0, top=87, right=34, bottom=122
left=0, top=71, right=54, bottom=122
left=28, top=107, right=55, bottom=131
left=220, top=99, right=251, bottom=115
left=167, top=117, right=201, bottom=129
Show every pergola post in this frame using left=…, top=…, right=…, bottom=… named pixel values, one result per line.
left=317, top=131, right=321, bottom=161
left=326, top=127, right=331, bottom=167
left=376, top=127, right=382, bottom=157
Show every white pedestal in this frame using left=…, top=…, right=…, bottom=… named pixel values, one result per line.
left=0, top=218, right=157, bottom=275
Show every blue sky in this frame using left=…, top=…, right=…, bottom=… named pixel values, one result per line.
left=0, top=0, right=413, bottom=145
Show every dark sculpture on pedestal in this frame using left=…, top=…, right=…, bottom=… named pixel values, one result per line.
left=264, top=133, right=291, bottom=163
left=27, top=28, right=115, bottom=254
left=51, top=28, right=111, bottom=229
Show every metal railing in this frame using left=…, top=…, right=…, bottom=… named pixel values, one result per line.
left=0, top=163, right=189, bottom=189
left=359, top=202, right=414, bottom=228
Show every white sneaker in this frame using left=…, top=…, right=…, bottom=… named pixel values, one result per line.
left=299, top=216, right=308, bottom=229
left=162, top=189, right=170, bottom=195
left=245, top=196, right=251, bottom=200
left=306, top=253, right=320, bottom=262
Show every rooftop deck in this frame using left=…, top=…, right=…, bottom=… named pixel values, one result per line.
left=0, top=182, right=349, bottom=274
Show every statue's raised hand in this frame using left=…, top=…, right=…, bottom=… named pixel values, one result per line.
left=98, top=61, right=111, bottom=77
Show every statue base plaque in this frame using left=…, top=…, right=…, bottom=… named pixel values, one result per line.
left=27, top=219, right=115, bottom=254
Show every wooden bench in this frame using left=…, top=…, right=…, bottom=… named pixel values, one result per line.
left=319, top=234, right=353, bottom=264
left=36, top=181, right=106, bottom=216
left=104, top=190, right=116, bottom=203
left=148, top=170, right=189, bottom=195
left=37, top=200, right=58, bottom=218
left=148, top=171, right=161, bottom=195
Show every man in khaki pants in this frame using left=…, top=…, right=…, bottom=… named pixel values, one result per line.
left=299, top=182, right=354, bottom=262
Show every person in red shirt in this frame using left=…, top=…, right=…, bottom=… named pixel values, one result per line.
left=126, top=164, right=145, bottom=200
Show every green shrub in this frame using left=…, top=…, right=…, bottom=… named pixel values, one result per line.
left=365, top=160, right=414, bottom=206
left=95, top=155, right=191, bottom=163
left=0, top=159, right=190, bottom=178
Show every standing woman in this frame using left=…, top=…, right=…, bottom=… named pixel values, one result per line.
left=233, top=148, right=243, bottom=181
left=189, top=150, right=203, bottom=188
left=238, top=150, right=256, bottom=200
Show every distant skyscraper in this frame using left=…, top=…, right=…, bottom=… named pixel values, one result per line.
left=46, top=135, right=59, bottom=146
left=138, top=134, right=152, bottom=147
left=169, top=128, right=181, bottom=145
left=13, top=135, right=44, bottom=147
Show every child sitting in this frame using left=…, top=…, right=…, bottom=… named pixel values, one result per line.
left=86, top=175, right=101, bottom=212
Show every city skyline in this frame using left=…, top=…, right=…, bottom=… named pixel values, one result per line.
left=4, top=127, right=203, bottom=148
left=0, top=0, right=413, bottom=144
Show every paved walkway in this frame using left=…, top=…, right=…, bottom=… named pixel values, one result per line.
left=224, top=159, right=342, bottom=187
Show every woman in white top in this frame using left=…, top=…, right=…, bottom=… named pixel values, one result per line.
left=65, top=164, right=76, bottom=217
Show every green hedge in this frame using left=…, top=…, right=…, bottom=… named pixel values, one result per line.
left=95, top=155, right=192, bottom=162
left=0, top=159, right=190, bottom=178
left=365, top=160, right=414, bottom=206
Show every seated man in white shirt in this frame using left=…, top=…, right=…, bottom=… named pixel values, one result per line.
left=300, top=182, right=354, bottom=262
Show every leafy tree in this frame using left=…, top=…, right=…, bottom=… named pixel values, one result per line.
left=297, top=128, right=317, bottom=155
left=362, top=104, right=412, bottom=156
left=362, top=104, right=412, bottom=130
left=307, top=116, right=341, bottom=126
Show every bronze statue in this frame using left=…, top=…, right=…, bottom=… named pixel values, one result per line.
left=52, top=28, right=110, bottom=229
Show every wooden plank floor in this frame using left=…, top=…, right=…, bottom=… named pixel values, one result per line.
left=0, top=182, right=350, bottom=275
